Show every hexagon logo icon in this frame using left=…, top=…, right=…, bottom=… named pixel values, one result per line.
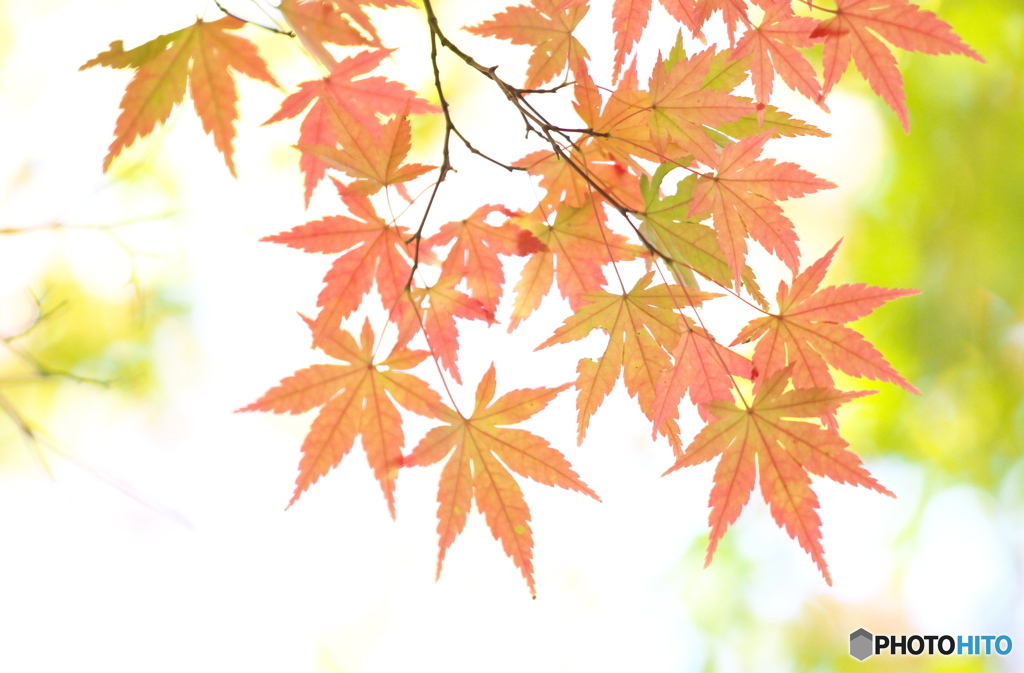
left=850, top=628, right=874, bottom=661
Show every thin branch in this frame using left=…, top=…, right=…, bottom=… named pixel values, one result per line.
left=0, top=211, right=176, bottom=236
left=418, top=0, right=764, bottom=418
left=214, top=0, right=295, bottom=36
left=450, top=125, right=524, bottom=172
left=518, top=80, right=576, bottom=95
left=407, top=18, right=454, bottom=283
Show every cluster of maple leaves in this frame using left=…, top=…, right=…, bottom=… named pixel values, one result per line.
left=83, top=0, right=980, bottom=594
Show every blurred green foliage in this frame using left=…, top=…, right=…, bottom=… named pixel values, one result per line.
left=0, top=265, right=187, bottom=464
left=25, top=274, right=165, bottom=391
left=845, top=0, right=1024, bottom=490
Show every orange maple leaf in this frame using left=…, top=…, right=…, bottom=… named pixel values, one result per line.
left=538, top=272, right=719, bottom=445
left=652, top=317, right=752, bottom=441
left=510, top=199, right=644, bottom=328
left=406, top=277, right=495, bottom=385
left=610, top=0, right=750, bottom=80
left=695, top=0, right=752, bottom=44
left=424, top=205, right=543, bottom=318
left=812, top=0, right=983, bottom=132
left=279, top=0, right=414, bottom=68
left=733, top=240, right=921, bottom=394
left=730, top=0, right=824, bottom=109
left=466, top=0, right=590, bottom=89
left=263, top=180, right=415, bottom=346
left=573, top=62, right=654, bottom=168
left=638, top=169, right=768, bottom=308
left=647, top=47, right=754, bottom=166
left=514, top=150, right=593, bottom=210
left=264, top=50, right=437, bottom=204
left=689, top=133, right=836, bottom=286
left=610, top=0, right=652, bottom=82
left=81, top=16, right=278, bottom=177
left=300, top=100, right=435, bottom=195
left=240, top=318, right=443, bottom=516
left=404, top=364, right=598, bottom=596
left=664, top=367, right=893, bottom=584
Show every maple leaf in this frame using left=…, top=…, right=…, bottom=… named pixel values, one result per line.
left=280, top=0, right=372, bottom=68
left=652, top=316, right=752, bottom=439
left=698, top=42, right=753, bottom=92
left=514, top=150, right=592, bottom=210
left=733, top=240, right=920, bottom=394
left=280, top=0, right=414, bottom=67
left=514, top=142, right=646, bottom=214
left=638, top=168, right=768, bottom=307
left=467, top=0, right=590, bottom=89
left=263, top=180, right=414, bottom=345
left=812, top=0, right=983, bottom=132
left=664, top=367, right=893, bottom=584
left=81, top=16, right=278, bottom=177
left=730, top=0, right=824, bottom=109
left=571, top=62, right=655, bottom=168
left=610, top=0, right=652, bottom=82
left=264, top=50, right=437, bottom=204
left=696, top=0, right=752, bottom=44
left=716, top=101, right=829, bottom=140
left=510, top=199, right=644, bottom=328
left=240, top=318, right=444, bottom=516
left=424, top=205, right=544, bottom=318
left=538, top=272, right=720, bottom=445
left=407, top=278, right=495, bottom=385
left=404, top=364, right=599, bottom=596
left=301, top=100, right=434, bottom=195
left=655, top=1, right=705, bottom=40
left=647, top=47, right=754, bottom=166
left=688, top=133, right=836, bottom=286
left=610, top=0, right=752, bottom=80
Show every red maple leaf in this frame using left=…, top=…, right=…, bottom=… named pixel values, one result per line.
left=406, top=278, right=495, bottom=385
left=264, top=50, right=437, bottom=204
left=652, top=317, right=753, bottom=441
left=300, top=100, right=435, bottom=195
left=812, top=0, right=983, bottom=132
left=664, top=367, right=893, bottom=584
left=638, top=170, right=768, bottom=308
left=424, top=205, right=543, bottom=318
left=694, top=0, right=752, bottom=44
left=240, top=318, right=443, bottom=515
left=514, top=150, right=594, bottom=210
left=610, top=0, right=652, bottom=82
left=263, top=180, right=415, bottom=346
left=404, top=364, right=599, bottom=596
left=572, top=62, right=655, bottom=168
